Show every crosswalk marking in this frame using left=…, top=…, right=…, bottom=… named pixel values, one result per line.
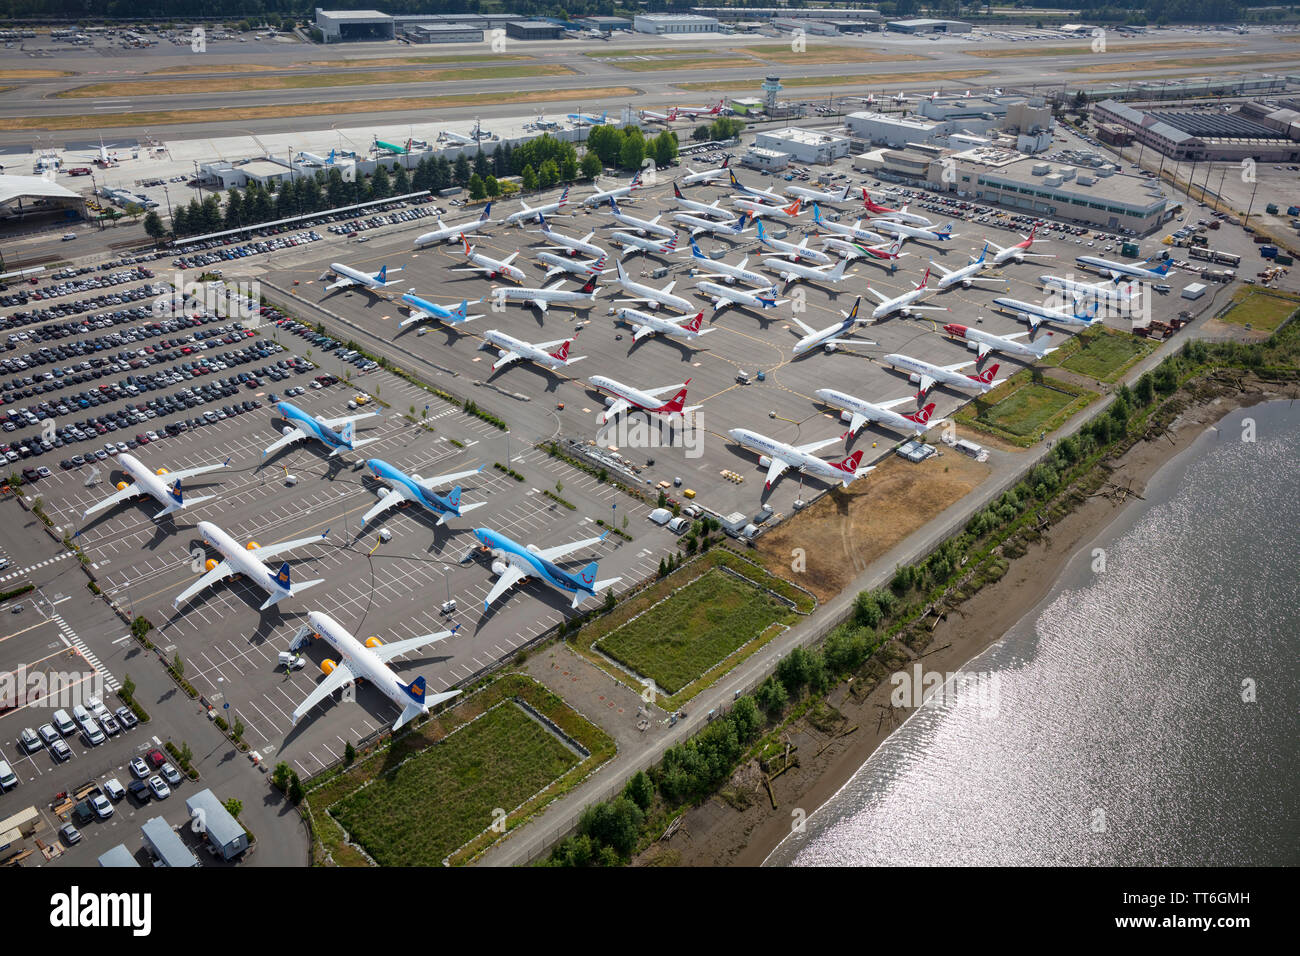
left=51, top=612, right=121, bottom=693
left=0, top=551, right=73, bottom=584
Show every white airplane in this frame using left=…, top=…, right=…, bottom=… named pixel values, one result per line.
left=811, top=204, right=891, bottom=245
left=734, top=197, right=803, bottom=222
left=1076, top=254, right=1175, bottom=283
left=440, top=129, right=477, bottom=146
left=604, top=198, right=676, bottom=238
left=930, top=243, right=1004, bottom=291
left=322, top=263, right=403, bottom=293
left=821, top=235, right=908, bottom=266
left=679, top=156, right=731, bottom=186
left=862, top=192, right=933, bottom=226
left=584, top=172, right=643, bottom=207
left=614, top=259, right=694, bottom=313
left=789, top=299, right=878, bottom=356
left=883, top=353, right=1005, bottom=399
left=754, top=221, right=833, bottom=264
left=504, top=187, right=571, bottom=227
left=490, top=274, right=599, bottom=314
left=360, top=458, right=487, bottom=527
left=413, top=203, right=497, bottom=247
left=617, top=308, right=714, bottom=344
left=727, top=169, right=785, bottom=204
left=993, top=295, right=1102, bottom=329
left=814, top=389, right=945, bottom=438
left=671, top=182, right=730, bottom=218
left=288, top=611, right=461, bottom=732
left=672, top=211, right=752, bottom=239
left=675, top=99, right=724, bottom=119
left=609, top=231, right=680, bottom=257
left=453, top=238, right=526, bottom=283
left=398, top=293, right=481, bottom=330
left=588, top=375, right=698, bottom=424
left=683, top=237, right=767, bottom=285
left=1040, top=274, right=1138, bottom=303
left=871, top=219, right=957, bottom=244
left=728, top=428, right=871, bottom=490
left=473, top=527, right=621, bottom=610
left=768, top=255, right=851, bottom=291
left=173, top=520, right=328, bottom=611
left=81, top=452, right=228, bottom=520
left=262, top=401, right=381, bottom=459
left=942, top=321, right=1058, bottom=361
left=864, top=267, right=949, bottom=321
left=987, top=223, right=1053, bottom=265
left=538, top=250, right=609, bottom=281
left=696, top=280, right=786, bottom=314
left=639, top=106, right=679, bottom=124
left=567, top=110, right=608, bottom=127
left=533, top=214, right=605, bottom=258
left=482, top=330, right=586, bottom=371
left=786, top=181, right=852, bottom=205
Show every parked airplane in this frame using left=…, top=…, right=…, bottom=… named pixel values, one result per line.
left=482, top=330, right=586, bottom=371
left=790, top=299, right=877, bottom=356
left=82, top=452, right=228, bottom=520
left=439, top=129, right=477, bottom=146
left=504, top=187, right=571, bottom=227
left=728, top=169, right=785, bottom=204
left=472, top=527, right=621, bottom=609
left=863, top=267, right=948, bottom=321
left=930, top=243, right=1004, bottom=290
left=814, top=389, right=944, bottom=438
left=1040, top=273, right=1137, bottom=302
left=1076, top=254, right=1175, bottom=283
left=588, top=375, right=698, bottom=424
left=262, top=401, right=380, bottom=459
left=584, top=172, right=642, bottom=207
left=822, top=235, right=908, bottom=265
left=728, top=428, right=871, bottom=490
left=734, top=196, right=803, bottom=221
left=454, top=238, right=526, bottom=283
left=399, top=293, right=480, bottom=330
left=684, top=237, right=766, bottom=285
left=640, top=107, right=679, bottom=124
left=609, top=231, right=680, bottom=257
left=993, top=295, right=1102, bottom=329
left=538, top=250, right=609, bottom=280
left=787, top=181, right=852, bottom=205
left=567, top=110, right=608, bottom=127
left=755, top=220, right=833, bottom=264
left=604, top=198, right=676, bottom=238
left=695, top=280, right=786, bottom=314
left=490, top=274, right=599, bottom=314
left=361, top=459, right=486, bottom=526
left=533, top=214, right=604, bottom=258
left=173, top=520, right=328, bottom=610
left=871, top=219, right=957, bottom=243
left=862, top=191, right=932, bottom=226
left=413, top=203, right=497, bottom=247
left=671, top=182, right=730, bottom=218
left=987, top=223, right=1052, bottom=265
left=811, top=204, right=891, bottom=245
left=373, top=137, right=412, bottom=155
left=288, top=611, right=461, bottom=732
left=617, top=308, right=714, bottom=344
left=322, top=262, right=403, bottom=293
left=679, top=155, right=730, bottom=186
left=883, top=353, right=1005, bottom=399
left=942, top=322, right=1058, bottom=360
left=675, top=99, right=724, bottom=119
left=672, top=210, right=752, bottom=239
left=768, top=255, right=851, bottom=291
left=614, top=259, right=694, bottom=312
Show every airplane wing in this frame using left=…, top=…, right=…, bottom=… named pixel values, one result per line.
left=846, top=412, right=868, bottom=435
left=484, top=563, right=528, bottom=609
left=291, top=661, right=357, bottom=724
left=324, top=276, right=358, bottom=291
left=419, top=465, right=485, bottom=490
left=876, top=396, right=916, bottom=410
left=81, top=482, right=141, bottom=518
left=827, top=335, right=878, bottom=350
left=533, top=298, right=550, bottom=314
left=163, top=462, right=228, bottom=484
left=369, top=630, right=456, bottom=665
left=864, top=286, right=893, bottom=304
left=643, top=382, right=688, bottom=398
left=262, top=427, right=307, bottom=458
left=249, top=531, right=329, bottom=562
left=942, top=360, right=976, bottom=373
left=795, top=435, right=843, bottom=455
left=600, top=398, right=631, bottom=422
left=362, top=487, right=406, bottom=526
left=631, top=324, right=657, bottom=341
left=764, top=457, right=791, bottom=487
left=492, top=350, right=523, bottom=370
left=173, top=559, right=233, bottom=607
left=535, top=535, right=604, bottom=563
left=316, top=411, right=381, bottom=429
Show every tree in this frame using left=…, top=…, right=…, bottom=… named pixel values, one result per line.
left=232, top=719, right=244, bottom=740
left=453, top=153, right=472, bottom=187
left=392, top=163, right=411, bottom=195
left=538, top=159, right=560, bottom=188
left=651, top=130, right=678, bottom=167
left=272, top=761, right=292, bottom=792
left=224, top=797, right=243, bottom=818
left=288, top=772, right=304, bottom=804
left=371, top=163, right=392, bottom=199
left=473, top=148, right=490, bottom=178
left=121, top=674, right=136, bottom=701
left=619, top=129, right=646, bottom=172
left=624, top=771, right=654, bottom=812
left=484, top=174, right=501, bottom=197
left=561, top=154, right=579, bottom=182
left=344, top=741, right=356, bottom=765
left=692, top=124, right=711, bottom=142
left=179, top=741, right=194, bottom=766
left=521, top=164, right=539, bottom=191
left=468, top=173, right=486, bottom=201
left=172, top=653, right=184, bottom=678
left=142, top=211, right=165, bottom=241
left=580, top=153, right=603, bottom=180
left=578, top=796, right=643, bottom=857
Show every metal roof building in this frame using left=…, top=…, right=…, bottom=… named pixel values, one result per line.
left=0, top=173, right=86, bottom=221
left=140, top=816, right=199, bottom=868
left=185, top=788, right=250, bottom=861
left=97, top=843, right=140, bottom=867
left=887, top=18, right=971, bottom=34
left=314, top=9, right=395, bottom=43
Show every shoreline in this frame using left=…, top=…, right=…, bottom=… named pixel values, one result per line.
left=654, top=382, right=1289, bottom=868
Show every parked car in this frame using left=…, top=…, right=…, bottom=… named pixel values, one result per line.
left=148, top=775, right=171, bottom=800
left=129, top=756, right=149, bottom=778
left=127, top=779, right=151, bottom=804
left=159, top=762, right=183, bottom=786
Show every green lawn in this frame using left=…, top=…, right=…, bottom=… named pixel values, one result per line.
left=329, top=703, right=577, bottom=866
left=970, top=380, right=1096, bottom=441
left=1059, top=329, right=1155, bottom=382
left=596, top=567, right=788, bottom=694
left=1217, top=289, right=1300, bottom=333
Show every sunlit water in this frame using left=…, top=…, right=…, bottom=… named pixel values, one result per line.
left=767, top=400, right=1300, bottom=866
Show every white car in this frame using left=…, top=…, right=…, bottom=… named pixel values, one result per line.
left=148, top=775, right=170, bottom=800
left=90, top=793, right=114, bottom=820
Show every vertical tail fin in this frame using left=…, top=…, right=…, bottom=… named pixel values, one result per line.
left=812, top=202, right=823, bottom=223
left=549, top=340, right=572, bottom=362
left=447, top=485, right=463, bottom=507
left=831, top=449, right=864, bottom=474
left=684, top=311, right=705, bottom=333
left=903, top=403, right=935, bottom=425
left=673, top=182, right=684, bottom=199
left=558, top=186, right=570, bottom=206
left=275, top=561, right=291, bottom=591
left=401, top=675, right=427, bottom=705
left=655, top=380, right=690, bottom=414
left=580, top=274, right=599, bottom=294
left=479, top=202, right=492, bottom=221
left=169, top=479, right=183, bottom=505
left=974, top=362, right=1000, bottom=384
left=341, top=420, right=356, bottom=445
left=829, top=257, right=847, bottom=281
left=376, top=265, right=387, bottom=283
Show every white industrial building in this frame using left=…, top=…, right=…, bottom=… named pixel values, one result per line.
left=0, top=173, right=87, bottom=222
left=634, top=14, right=719, bottom=34
left=887, top=18, right=971, bottom=34
left=755, top=127, right=851, bottom=164
left=846, top=111, right=944, bottom=148
left=314, top=9, right=395, bottom=43
left=743, top=146, right=790, bottom=171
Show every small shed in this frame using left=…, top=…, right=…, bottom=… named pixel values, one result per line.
left=98, top=843, right=140, bottom=867
left=185, top=788, right=250, bottom=861
left=140, top=816, right=199, bottom=868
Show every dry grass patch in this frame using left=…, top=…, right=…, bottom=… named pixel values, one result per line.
left=676, top=69, right=990, bottom=93
left=1068, top=55, right=1300, bottom=74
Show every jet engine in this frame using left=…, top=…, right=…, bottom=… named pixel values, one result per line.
left=321, top=659, right=336, bottom=675
left=204, top=558, right=219, bottom=571
left=246, top=541, right=259, bottom=550
left=491, top=559, right=509, bottom=576
left=365, top=637, right=382, bottom=648
left=758, top=455, right=773, bottom=468
left=282, top=425, right=296, bottom=436
left=116, top=480, right=129, bottom=491
left=155, top=467, right=169, bottom=475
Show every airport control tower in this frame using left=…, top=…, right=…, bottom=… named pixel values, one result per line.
left=762, top=75, right=783, bottom=114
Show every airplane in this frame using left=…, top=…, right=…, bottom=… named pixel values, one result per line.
left=810, top=204, right=891, bottom=245
left=472, top=527, right=621, bottom=610
left=481, top=330, right=586, bottom=372
left=609, top=231, right=680, bottom=257
left=814, top=389, right=945, bottom=438
left=361, top=459, right=487, bottom=527
left=987, top=223, right=1053, bottom=266
left=683, top=237, right=766, bottom=285
left=322, top=263, right=404, bottom=293
left=942, top=322, right=1058, bottom=361
left=696, top=280, right=786, bottom=314
left=992, top=295, right=1102, bottom=329
left=454, top=238, right=526, bottom=283
left=262, top=401, right=381, bottom=459
left=930, top=243, right=1004, bottom=290
left=789, top=299, right=878, bottom=356
left=81, top=452, right=228, bottom=520
left=671, top=182, right=730, bottom=219
left=768, top=255, right=851, bottom=291
left=862, top=191, right=933, bottom=226
left=583, top=172, right=642, bottom=207
left=490, top=274, right=599, bottom=314
left=296, top=149, right=337, bottom=167
left=727, top=169, right=786, bottom=204
left=373, top=137, right=412, bottom=155
left=1040, top=273, right=1138, bottom=301
left=289, top=611, right=461, bottom=731
left=755, top=221, right=833, bottom=264
left=823, top=235, right=908, bottom=266
left=727, top=428, right=872, bottom=490
left=533, top=214, right=605, bottom=258
left=504, top=187, right=571, bottom=227
left=864, top=267, right=949, bottom=321
left=614, top=259, right=694, bottom=312
left=538, top=250, right=609, bottom=281
left=639, top=107, right=679, bottom=124
left=883, top=353, right=1005, bottom=399
left=786, top=181, right=852, bottom=205
left=588, top=375, right=698, bottom=424
left=440, top=129, right=477, bottom=146
left=672, top=210, right=752, bottom=239
left=871, top=219, right=957, bottom=244
left=675, top=99, right=724, bottom=119
left=173, top=520, right=328, bottom=611
left=1076, top=254, right=1175, bottom=283
left=603, top=198, right=676, bottom=239
left=567, top=110, right=608, bottom=127
left=891, top=91, right=909, bottom=104
left=399, top=293, right=481, bottom=330
left=616, top=308, right=714, bottom=344
left=413, top=203, right=497, bottom=247
left=734, top=196, right=803, bottom=221
left=679, top=155, right=731, bottom=186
